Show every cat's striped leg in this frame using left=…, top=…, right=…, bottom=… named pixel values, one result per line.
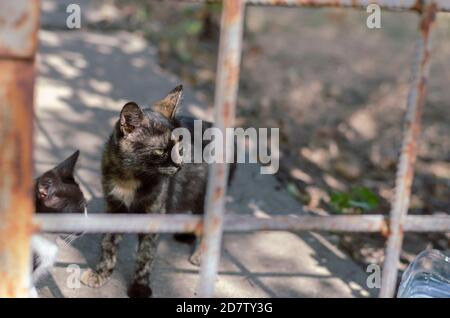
left=127, top=233, right=159, bottom=298
left=81, top=233, right=123, bottom=288
left=189, top=236, right=203, bottom=267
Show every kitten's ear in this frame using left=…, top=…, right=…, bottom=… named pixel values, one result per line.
left=55, top=150, right=79, bottom=178
left=153, top=85, right=183, bottom=119
left=120, top=102, right=144, bottom=135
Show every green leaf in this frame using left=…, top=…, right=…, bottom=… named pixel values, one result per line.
left=330, top=191, right=350, bottom=214
left=351, top=187, right=379, bottom=210
left=329, top=187, right=379, bottom=214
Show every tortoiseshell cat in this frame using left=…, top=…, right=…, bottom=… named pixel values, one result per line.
left=81, top=85, right=235, bottom=298
left=31, top=150, right=87, bottom=297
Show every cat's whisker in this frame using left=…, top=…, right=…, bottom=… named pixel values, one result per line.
left=67, top=235, right=79, bottom=244
left=61, top=208, right=88, bottom=247
left=61, top=235, right=74, bottom=246
left=61, top=233, right=79, bottom=247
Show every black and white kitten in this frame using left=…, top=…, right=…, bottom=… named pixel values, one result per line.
left=31, top=150, right=87, bottom=297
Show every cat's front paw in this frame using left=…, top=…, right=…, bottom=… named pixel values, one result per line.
left=81, top=269, right=108, bottom=288
left=189, top=252, right=202, bottom=267
left=127, top=282, right=153, bottom=298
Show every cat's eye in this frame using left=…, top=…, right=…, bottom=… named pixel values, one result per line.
left=154, top=149, right=164, bottom=156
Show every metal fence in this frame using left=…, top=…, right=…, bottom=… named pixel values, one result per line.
left=0, top=0, right=450, bottom=298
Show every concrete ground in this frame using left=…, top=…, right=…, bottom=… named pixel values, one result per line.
left=35, top=1, right=375, bottom=298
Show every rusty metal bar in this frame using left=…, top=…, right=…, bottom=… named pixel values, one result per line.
left=36, top=214, right=203, bottom=234
left=227, top=214, right=450, bottom=233
left=194, top=0, right=450, bottom=12
left=379, top=0, right=437, bottom=298
left=245, top=0, right=450, bottom=12
left=0, top=1, right=40, bottom=59
left=403, top=215, right=450, bottom=232
left=0, top=0, right=40, bottom=298
left=34, top=213, right=450, bottom=234
left=198, top=0, right=245, bottom=297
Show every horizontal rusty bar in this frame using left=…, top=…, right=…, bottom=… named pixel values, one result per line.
left=34, top=213, right=203, bottom=234
left=33, top=213, right=450, bottom=234
left=227, top=214, right=388, bottom=232
left=192, top=0, right=450, bottom=12
left=403, top=215, right=450, bottom=232
left=246, top=0, right=450, bottom=12
left=0, top=0, right=40, bottom=59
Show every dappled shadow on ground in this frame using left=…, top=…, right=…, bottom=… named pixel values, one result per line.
left=236, top=7, right=450, bottom=271
left=36, top=26, right=374, bottom=298
left=225, top=166, right=375, bottom=297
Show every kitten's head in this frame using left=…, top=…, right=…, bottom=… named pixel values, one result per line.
left=115, top=85, right=184, bottom=176
left=35, top=150, right=86, bottom=213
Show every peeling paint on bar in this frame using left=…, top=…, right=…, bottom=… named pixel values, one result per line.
left=0, top=0, right=40, bottom=59
left=35, top=214, right=204, bottom=234
left=33, top=214, right=450, bottom=234
left=0, top=1, right=39, bottom=297
left=198, top=0, right=245, bottom=298
left=190, top=0, right=450, bottom=12
left=379, top=0, right=437, bottom=298
left=245, top=0, right=450, bottom=12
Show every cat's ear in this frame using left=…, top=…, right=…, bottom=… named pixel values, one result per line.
left=120, top=102, right=144, bottom=135
left=152, top=85, right=183, bottom=119
left=55, top=150, right=79, bottom=178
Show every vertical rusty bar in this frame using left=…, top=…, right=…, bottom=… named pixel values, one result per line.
left=379, top=1, right=437, bottom=298
left=0, top=0, right=40, bottom=297
left=198, top=0, right=245, bottom=297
